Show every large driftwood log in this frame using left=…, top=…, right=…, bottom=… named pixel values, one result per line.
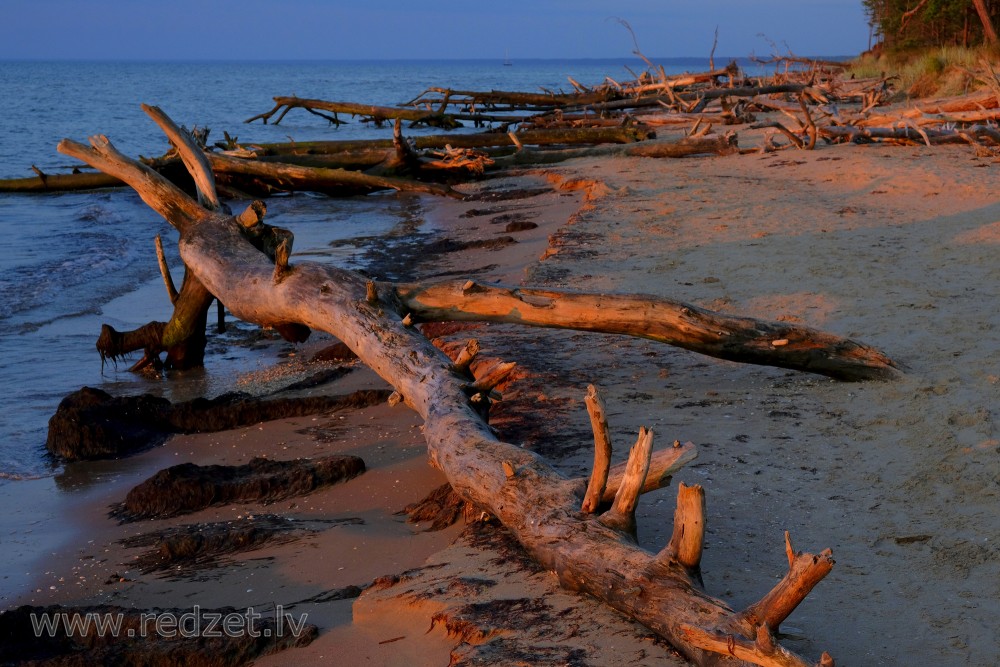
left=394, top=280, right=899, bottom=381
left=489, top=133, right=740, bottom=169
left=244, top=125, right=655, bottom=160
left=55, top=105, right=897, bottom=666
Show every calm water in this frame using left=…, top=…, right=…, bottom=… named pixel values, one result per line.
left=0, top=57, right=745, bottom=480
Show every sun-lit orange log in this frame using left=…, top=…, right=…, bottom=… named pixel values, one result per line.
left=392, top=279, right=901, bottom=381
left=625, top=63, right=741, bottom=95
left=57, top=104, right=844, bottom=666
left=899, top=88, right=998, bottom=113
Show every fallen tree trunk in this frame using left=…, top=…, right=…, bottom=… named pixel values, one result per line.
left=56, top=105, right=898, bottom=665
left=246, top=96, right=465, bottom=128
left=206, top=151, right=466, bottom=198
left=573, top=84, right=810, bottom=115
left=819, top=124, right=1000, bottom=146
left=244, top=125, right=655, bottom=160
left=491, top=132, right=741, bottom=168
left=393, top=280, right=901, bottom=381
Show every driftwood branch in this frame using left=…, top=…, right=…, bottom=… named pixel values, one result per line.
left=392, top=280, right=901, bottom=381
left=206, top=151, right=465, bottom=199
left=581, top=384, right=612, bottom=513
left=246, top=96, right=464, bottom=128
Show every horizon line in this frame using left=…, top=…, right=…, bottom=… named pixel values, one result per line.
left=0, top=54, right=859, bottom=64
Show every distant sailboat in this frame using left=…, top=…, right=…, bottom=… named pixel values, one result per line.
left=503, top=49, right=512, bottom=66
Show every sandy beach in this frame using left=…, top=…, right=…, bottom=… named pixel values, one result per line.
left=4, top=119, right=999, bottom=666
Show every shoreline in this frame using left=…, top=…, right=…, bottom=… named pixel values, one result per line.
left=3, top=123, right=1000, bottom=665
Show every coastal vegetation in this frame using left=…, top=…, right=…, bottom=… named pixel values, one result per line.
left=863, top=0, right=1000, bottom=51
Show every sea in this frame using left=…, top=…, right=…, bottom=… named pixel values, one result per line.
left=0, top=57, right=786, bottom=603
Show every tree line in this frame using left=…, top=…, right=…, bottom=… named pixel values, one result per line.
left=864, top=0, right=999, bottom=50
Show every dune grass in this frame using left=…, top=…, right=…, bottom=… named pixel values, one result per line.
left=848, top=45, right=1000, bottom=99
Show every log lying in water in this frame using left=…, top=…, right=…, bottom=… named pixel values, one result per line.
left=0, top=169, right=124, bottom=192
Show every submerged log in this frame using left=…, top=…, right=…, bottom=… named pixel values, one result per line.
left=57, top=104, right=899, bottom=665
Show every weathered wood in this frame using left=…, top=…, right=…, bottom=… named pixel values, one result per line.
left=574, top=84, right=809, bottom=114
left=581, top=384, right=612, bottom=513
left=154, top=235, right=179, bottom=305
left=206, top=151, right=465, bottom=198
left=393, top=279, right=901, bottom=381
left=406, top=86, right=616, bottom=110
left=734, top=532, right=835, bottom=633
left=661, top=481, right=707, bottom=579
left=602, top=441, right=697, bottom=503
left=490, top=133, right=740, bottom=168
left=0, top=170, right=124, bottom=192
left=855, top=107, right=1000, bottom=128
left=899, top=89, right=998, bottom=113
left=246, top=125, right=655, bottom=162
left=599, top=427, right=654, bottom=536
left=627, top=63, right=741, bottom=95
left=246, top=96, right=463, bottom=128
left=56, top=106, right=878, bottom=666
left=820, top=124, right=1000, bottom=146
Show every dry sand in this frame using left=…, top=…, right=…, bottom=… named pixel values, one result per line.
left=7, top=121, right=1000, bottom=666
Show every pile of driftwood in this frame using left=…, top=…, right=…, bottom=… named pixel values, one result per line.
left=7, top=57, right=1000, bottom=200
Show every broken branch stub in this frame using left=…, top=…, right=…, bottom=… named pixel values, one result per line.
left=659, top=481, right=707, bottom=582
left=599, top=426, right=654, bottom=537
left=581, top=384, right=612, bottom=513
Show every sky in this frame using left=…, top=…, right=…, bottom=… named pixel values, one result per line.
left=0, top=1, right=872, bottom=61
